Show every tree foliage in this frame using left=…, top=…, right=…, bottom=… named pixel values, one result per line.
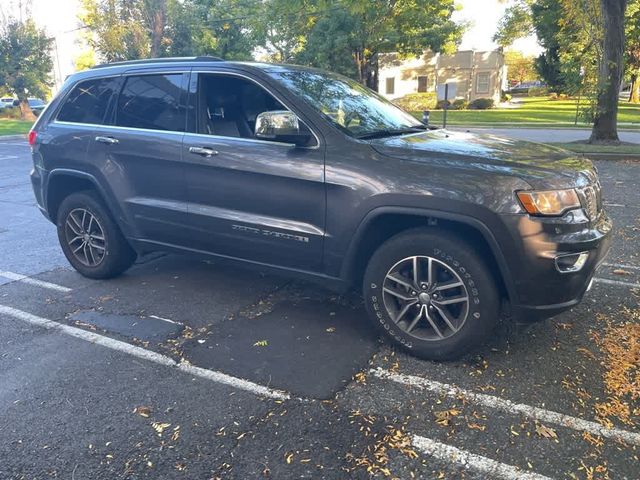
left=0, top=18, right=53, bottom=120
left=80, top=0, right=463, bottom=89
left=504, top=50, right=537, bottom=84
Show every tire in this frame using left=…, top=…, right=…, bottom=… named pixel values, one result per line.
left=363, top=228, right=500, bottom=361
left=56, top=190, right=136, bottom=279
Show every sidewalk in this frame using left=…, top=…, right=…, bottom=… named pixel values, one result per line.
left=451, top=127, right=640, bottom=144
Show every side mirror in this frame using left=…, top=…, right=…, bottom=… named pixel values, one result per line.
left=255, top=110, right=312, bottom=146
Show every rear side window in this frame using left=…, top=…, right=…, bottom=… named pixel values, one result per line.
left=57, top=77, right=120, bottom=124
left=116, top=74, right=186, bottom=132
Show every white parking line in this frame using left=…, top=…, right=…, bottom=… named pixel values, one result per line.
left=594, top=277, right=640, bottom=288
left=372, top=368, right=640, bottom=447
left=0, top=271, right=72, bottom=293
left=0, top=304, right=290, bottom=400
left=412, top=435, right=552, bottom=480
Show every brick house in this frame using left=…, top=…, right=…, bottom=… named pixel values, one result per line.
left=378, top=49, right=508, bottom=104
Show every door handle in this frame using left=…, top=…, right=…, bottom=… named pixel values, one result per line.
left=95, top=136, right=119, bottom=145
left=189, top=146, right=219, bottom=158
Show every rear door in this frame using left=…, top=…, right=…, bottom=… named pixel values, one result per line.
left=181, top=70, right=326, bottom=270
left=86, top=70, right=191, bottom=247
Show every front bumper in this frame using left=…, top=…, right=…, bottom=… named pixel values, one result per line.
left=501, top=209, right=613, bottom=323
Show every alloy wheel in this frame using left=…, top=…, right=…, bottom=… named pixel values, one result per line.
left=382, top=256, right=469, bottom=341
left=64, top=208, right=107, bottom=267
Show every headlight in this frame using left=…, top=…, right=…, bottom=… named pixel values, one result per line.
left=516, top=189, right=581, bottom=216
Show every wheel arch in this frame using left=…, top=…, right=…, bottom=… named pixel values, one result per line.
left=341, top=207, right=516, bottom=305
left=45, top=169, right=125, bottom=232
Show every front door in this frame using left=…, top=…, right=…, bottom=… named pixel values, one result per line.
left=182, top=71, right=326, bottom=270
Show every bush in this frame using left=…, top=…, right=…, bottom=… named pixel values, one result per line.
left=501, top=92, right=512, bottom=102
left=468, top=98, right=495, bottom=110
left=435, top=99, right=450, bottom=110
left=548, top=92, right=558, bottom=100
left=0, top=107, right=21, bottom=119
left=451, top=99, right=468, bottom=110
left=393, top=92, right=437, bottom=111
left=528, top=86, right=549, bottom=97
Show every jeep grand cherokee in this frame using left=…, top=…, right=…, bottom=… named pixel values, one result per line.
left=29, top=57, right=612, bottom=360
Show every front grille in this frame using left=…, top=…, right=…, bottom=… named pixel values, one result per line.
left=578, top=170, right=603, bottom=220
left=582, top=185, right=598, bottom=220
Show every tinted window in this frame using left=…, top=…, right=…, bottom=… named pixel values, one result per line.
left=58, top=77, right=119, bottom=124
left=116, top=74, right=186, bottom=132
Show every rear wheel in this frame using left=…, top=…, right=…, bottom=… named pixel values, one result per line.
left=363, top=229, right=500, bottom=360
left=57, top=191, right=136, bottom=279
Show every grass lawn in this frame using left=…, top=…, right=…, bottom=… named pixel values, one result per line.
left=413, top=96, right=640, bottom=129
left=0, top=118, right=32, bottom=136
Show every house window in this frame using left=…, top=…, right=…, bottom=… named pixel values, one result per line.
left=417, top=76, right=429, bottom=93
left=476, top=72, right=490, bottom=94
left=386, top=77, right=395, bottom=95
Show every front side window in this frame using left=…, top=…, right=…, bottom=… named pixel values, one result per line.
left=476, top=73, right=490, bottom=94
left=58, top=77, right=120, bottom=124
left=196, top=73, right=287, bottom=139
left=116, top=74, right=186, bottom=132
left=270, top=70, right=424, bottom=139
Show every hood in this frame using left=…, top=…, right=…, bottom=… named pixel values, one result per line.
left=370, top=129, right=594, bottom=189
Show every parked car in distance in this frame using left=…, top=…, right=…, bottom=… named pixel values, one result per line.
left=28, top=98, right=47, bottom=116
left=28, top=57, right=612, bottom=360
left=10, top=98, right=47, bottom=115
left=508, top=80, right=547, bottom=95
left=0, top=97, right=16, bottom=109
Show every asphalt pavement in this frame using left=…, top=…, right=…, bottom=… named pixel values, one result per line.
left=1, top=137, right=639, bottom=479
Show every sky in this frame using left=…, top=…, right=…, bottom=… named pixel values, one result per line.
left=1, top=0, right=542, bottom=91
left=454, top=0, right=541, bottom=55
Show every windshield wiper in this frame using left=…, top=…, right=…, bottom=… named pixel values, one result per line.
left=356, top=126, right=426, bottom=140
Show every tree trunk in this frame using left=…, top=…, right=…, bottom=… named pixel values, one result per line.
left=590, top=0, right=627, bottom=143
left=19, top=99, right=36, bottom=122
left=354, top=49, right=365, bottom=85
left=629, top=73, right=640, bottom=102
left=149, top=2, right=166, bottom=58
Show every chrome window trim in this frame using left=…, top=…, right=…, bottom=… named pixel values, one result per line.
left=191, top=69, right=322, bottom=150
left=52, top=120, right=186, bottom=137
left=53, top=121, right=297, bottom=146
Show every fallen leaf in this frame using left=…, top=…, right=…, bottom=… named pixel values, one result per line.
left=325, top=327, right=336, bottom=333
left=134, top=406, right=152, bottom=418
left=612, top=269, right=631, bottom=276
left=151, top=422, right=171, bottom=435
left=253, top=340, right=268, bottom=347
left=285, top=452, right=294, bottom=464
left=535, top=424, right=557, bottom=439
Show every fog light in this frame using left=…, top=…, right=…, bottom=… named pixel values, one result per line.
left=555, top=252, right=589, bottom=273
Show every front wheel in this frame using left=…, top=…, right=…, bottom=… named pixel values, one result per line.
left=363, top=229, right=500, bottom=361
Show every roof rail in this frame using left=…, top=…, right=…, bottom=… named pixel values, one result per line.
left=91, top=56, right=224, bottom=69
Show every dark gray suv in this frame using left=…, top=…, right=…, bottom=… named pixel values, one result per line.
left=29, top=57, right=612, bottom=360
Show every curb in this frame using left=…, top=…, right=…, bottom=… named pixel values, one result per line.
left=0, top=134, right=27, bottom=141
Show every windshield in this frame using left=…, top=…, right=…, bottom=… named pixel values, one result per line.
left=269, top=70, right=424, bottom=138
